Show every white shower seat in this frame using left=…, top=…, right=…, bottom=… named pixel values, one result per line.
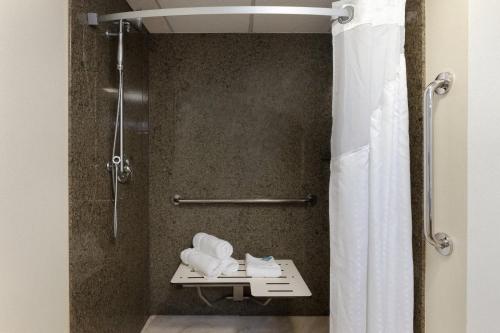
left=171, top=260, right=311, bottom=306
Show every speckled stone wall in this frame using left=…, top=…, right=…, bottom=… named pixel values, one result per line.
left=147, top=10, right=425, bottom=321
left=148, top=34, right=332, bottom=315
left=69, top=1, right=149, bottom=332
left=406, top=0, right=426, bottom=332
left=68, top=0, right=424, bottom=329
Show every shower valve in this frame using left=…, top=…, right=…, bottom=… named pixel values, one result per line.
left=106, top=158, right=132, bottom=184
left=118, top=159, right=132, bottom=183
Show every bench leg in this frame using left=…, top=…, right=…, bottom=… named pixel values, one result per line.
left=232, top=286, right=244, bottom=301
left=196, top=286, right=215, bottom=307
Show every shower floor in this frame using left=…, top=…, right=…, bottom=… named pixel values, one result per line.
left=141, top=315, right=328, bottom=333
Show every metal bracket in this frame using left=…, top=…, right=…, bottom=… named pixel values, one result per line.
left=196, top=287, right=228, bottom=307
left=127, top=18, right=143, bottom=31
left=87, top=12, right=143, bottom=31
left=434, top=232, right=453, bottom=256
left=105, top=21, right=131, bottom=38
left=87, top=13, right=98, bottom=26
left=230, top=286, right=244, bottom=301
left=337, top=5, right=354, bottom=24
left=194, top=286, right=272, bottom=307
left=434, top=72, right=453, bottom=95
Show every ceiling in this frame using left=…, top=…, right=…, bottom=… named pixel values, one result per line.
left=125, top=0, right=335, bottom=33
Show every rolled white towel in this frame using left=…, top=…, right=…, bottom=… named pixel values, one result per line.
left=245, top=253, right=281, bottom=278
left=193, top=232, right=233, bottom=260
left=180, top=248, right=223, bottom=278
left=220, top=257, right=239, bottom=276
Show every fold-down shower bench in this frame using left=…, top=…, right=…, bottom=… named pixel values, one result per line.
left=171, top=260, right=311, bottom=307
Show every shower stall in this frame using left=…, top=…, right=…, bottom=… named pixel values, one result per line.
left=69, top=1, right=426, bottom=332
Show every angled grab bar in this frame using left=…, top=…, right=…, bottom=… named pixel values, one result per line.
left=423, top=72, right=454, bottom=256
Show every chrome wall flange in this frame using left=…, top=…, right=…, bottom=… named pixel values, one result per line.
left=434, top=232, right=453, bottom=256
left=337, top=5, right=354, bottom=24
left=434, top=72, right=453, bottom=95
left=172, top=194, right=182, bottom=206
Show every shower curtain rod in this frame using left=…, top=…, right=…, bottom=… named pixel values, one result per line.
left=93, top=6, right=354, bottom=24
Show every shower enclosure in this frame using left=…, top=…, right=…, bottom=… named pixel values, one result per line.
left=69, top=1, right=426, bottom=332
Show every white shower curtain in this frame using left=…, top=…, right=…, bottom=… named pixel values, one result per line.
left=329, top=1, right=413, bottom=332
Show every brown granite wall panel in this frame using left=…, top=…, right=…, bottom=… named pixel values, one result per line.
left=148, top=34, right=332, bottom=315
left=68, top=0, right=424, bottom=328
left=406, top=0, right=426, bottom=332
left=69, top=1, right=149, bottom=332
left=147, top=8, right=425, bottom=320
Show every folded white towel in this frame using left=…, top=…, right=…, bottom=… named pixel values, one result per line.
left=180, top=248, right=239, bottom=278
left=220, top=257, right=239, bottom=276
left=193, top=232, right=233, bottom=260
left=245, top=253, right=281, bottom=278
left=180, top=248, right=223, bottom=278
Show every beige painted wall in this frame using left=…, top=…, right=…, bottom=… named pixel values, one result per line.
left=467, top=1, right=500, bottom=332
left=0, top=1, right=69, bottom=333
left=425, top=0, right=468, bottom=332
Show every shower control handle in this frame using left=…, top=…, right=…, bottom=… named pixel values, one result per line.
left=118, top=159, right=132, bottom=183
left=107, top=158, right=132, bottom=184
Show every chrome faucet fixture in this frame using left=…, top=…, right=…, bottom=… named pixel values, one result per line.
left=106, top=20, right=132, bottom=239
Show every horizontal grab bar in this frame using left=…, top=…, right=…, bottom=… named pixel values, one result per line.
left=172, top=194, right=317, bottom=206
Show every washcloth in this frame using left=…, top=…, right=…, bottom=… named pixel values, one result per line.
left=180, top=248, right=223, bottom=278
left=193, top=232, right=233, bottom=260
left=220, top=257, right=239, bottom=276
left=245, top=253, right=281, bottom=278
